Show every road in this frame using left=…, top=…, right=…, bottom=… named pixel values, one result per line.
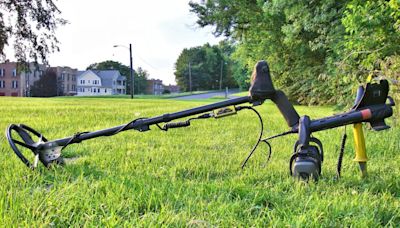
left=175, top=89, right=240, bottom=100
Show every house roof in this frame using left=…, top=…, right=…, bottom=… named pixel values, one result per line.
left=77, top=70, right=126, bottom=87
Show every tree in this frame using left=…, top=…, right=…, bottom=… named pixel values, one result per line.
left=174, top=43, right=238, bottom=91
left=0, top=0, right=66, bottom=64
left=190, top=0, right=347, bottom=104
left=135, top=67, right=149, bottom=94
left=189, top=0, right=400, bottom=105
left=30, top=68, right=58, bottom=97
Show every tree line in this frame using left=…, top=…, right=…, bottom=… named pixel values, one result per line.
left=174, top=43, right=238, bottom=92
left=188, top=0, right=399, bottom=106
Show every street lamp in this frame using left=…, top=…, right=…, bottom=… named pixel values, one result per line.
left=113, top=44, right=134, bottom=98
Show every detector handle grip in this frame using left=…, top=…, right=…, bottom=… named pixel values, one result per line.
left=163, top=121, right=191, bottom=130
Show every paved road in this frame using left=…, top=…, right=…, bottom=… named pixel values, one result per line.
left=175, top=89, right=240, bottom=100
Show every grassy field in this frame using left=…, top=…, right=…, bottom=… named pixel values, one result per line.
left=0, top=96, right=399, bottom=226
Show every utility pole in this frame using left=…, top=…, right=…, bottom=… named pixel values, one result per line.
left=114, top=44, right=134, bottom=98
left=188, top=62, right=192, bottom=94
left=219, top=60, right=223, bottom=91
left=129, top=43, right=134, bottom=98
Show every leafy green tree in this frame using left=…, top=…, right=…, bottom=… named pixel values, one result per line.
left=338, top=0, right=400, bottom=79
left=30, top=69, right=58, bottom=97
left=190, top=0, right=400, bottom=105
left=218, top=40, right=248, bottom=90
left=87, top=60, right=130, bottom=78
left=338, top=0, right=399, bottom=118
left=135, top=67, right=149, bottom=94
left=190, top=0, right=347, bottom=104
left=174, top=43, right=237, bottom=91
left=0, top=0, right=66, bottom=63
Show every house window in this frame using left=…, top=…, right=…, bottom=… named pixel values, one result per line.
left=105, top=88, right=107, bottom=93
left=72, top=85, right=76, bottom=91
left=80, top=80, right=85, bottom=84
left=61, top=73, right=65, bottom=80
left=12, top=69, right=17, bottom=77
left=88, top=80, right=90, bottom=84
left=0, top=69, right=5, bottom=77
left=0, top=80, right=5, bottom=88
left=67, top=74, right=70, bottom=81
left=12, top=80, right=18, bottom=89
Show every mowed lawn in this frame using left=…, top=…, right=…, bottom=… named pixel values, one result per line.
left=0, top=96, right=399, bottom=226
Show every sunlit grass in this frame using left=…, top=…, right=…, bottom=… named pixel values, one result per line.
left=0, top=96, right=399, bottom=226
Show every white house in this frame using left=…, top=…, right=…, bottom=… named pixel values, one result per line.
left=76, top=70, right=126, bottom=96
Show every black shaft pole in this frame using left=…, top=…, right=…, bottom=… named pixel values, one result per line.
left=39, top=96, right=252, bottom=150
left=296, top=104, right=393, bottom=133
left=266, top=104, right=393, bottom=140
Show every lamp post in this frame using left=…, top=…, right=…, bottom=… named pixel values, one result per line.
left=219, top=60, right=227, bottom=91
left=113, top=44, right=134, bottom=98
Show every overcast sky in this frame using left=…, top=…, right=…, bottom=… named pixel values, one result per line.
left=46, top=0, right=221, bottom=85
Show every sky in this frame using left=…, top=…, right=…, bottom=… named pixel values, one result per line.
left=46, top=0, right=222, bottom=85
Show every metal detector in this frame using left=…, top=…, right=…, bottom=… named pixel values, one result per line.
left=6, top=61, right=395, bottom=181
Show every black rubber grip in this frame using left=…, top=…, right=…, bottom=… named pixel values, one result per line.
left=164, top=121, right=190, bottom=130
left=272, top=90, right=300, bottom=128
left=370, top=105, right=393, bottom=121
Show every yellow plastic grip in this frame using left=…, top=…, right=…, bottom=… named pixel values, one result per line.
left=353, top=123, right=367, bottom=177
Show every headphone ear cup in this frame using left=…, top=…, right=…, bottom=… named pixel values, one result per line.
left=290, top=146, right=322, bottom=181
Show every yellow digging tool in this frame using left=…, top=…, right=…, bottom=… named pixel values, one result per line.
left=353, top=123, right=367, bottom=177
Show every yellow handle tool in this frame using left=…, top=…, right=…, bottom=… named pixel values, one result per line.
left=353, top=123, right=368, bottom=177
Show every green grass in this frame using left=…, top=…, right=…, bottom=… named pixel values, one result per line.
left=0, top=96, right=399, bottom=226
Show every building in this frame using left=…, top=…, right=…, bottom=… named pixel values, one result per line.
left=0, top=62, right=20, bottom=96
left=146, top=79, right=164, bottom=95
left=77, top=70, right=126, bottom=96
left=0, top=62, right=46, bottom=97
left=50, top=66, right=78, bottom=96
left=164, top=84, right=180, bottom=93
